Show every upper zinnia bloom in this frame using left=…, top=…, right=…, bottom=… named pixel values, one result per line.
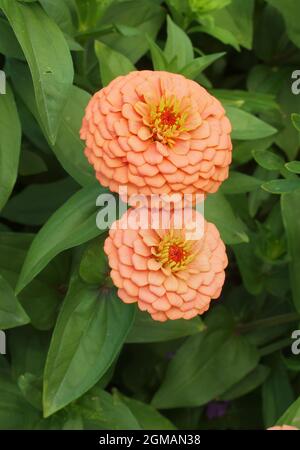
left=268, top=425, right=299, bottom=430
left=80, top=71, right=232, bottom=203
left=104, top=207, right=227, bottom=321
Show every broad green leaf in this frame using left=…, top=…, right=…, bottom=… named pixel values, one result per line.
left=9, top=59, right=94, bottom=187
left=208, top=0, right=255, bottom=50
left=180, top=52, right=225, bottom=79
left=147, top=36, right=168, bottom=71
left=115, top=390, right=176, bottom=430
left=285, top=161, right=300, bottom=174
left=252, top=149, right=284, bottom=171
left=226, top=106, right=277, bottom=140
left=79, top=235, right=109, bottom=285
left=232, top=241, right=264, bottom=296
left=213, top=89, right=279, bottom=114
left=127, top=309, right=205, bottom=343
left=39, top=0, right=74, bottom=35
left=262, top=356, right=294, bottom=428
left=262, top=179, right=300, bottom=194
left=164, top=15, right=193, bottom=69
left=291, top=113, right=300, bottom=131
left=79, top=387, right=141, bottom=430
left=0, top=368, right=40, bottom=430
left=18, top=373, right=43, bottom=410
left=221, top=171, right=262, bottom=194
left=0, top=0, right=74, bottom=144
left=152, top=307, right=259, bottom=409
left=281, top=190, right=300, bottom=312
left=16, top=184, right=106, bottom=293
left=0, top=83, right=21, bottom=211
left=0, top=274, right=30, bottom=329
left=189, top=0, right=230, bottom=15
left=266, top=0, right=300, bottom=48
left=43, top=277, right=135, bottom=417
left=95, top=40, right=135, bottom=86
left=221, top=365, right=270, bottom=401
left=277, top=396, right=300, bottom=428
left=205, top=191, right=249, bottom=244
left=2, top=178, right=78, bottom=226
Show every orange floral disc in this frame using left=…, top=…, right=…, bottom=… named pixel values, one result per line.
left=80, top=71, right=232, bottom=204
left=104, top=208, right=228, bottom=321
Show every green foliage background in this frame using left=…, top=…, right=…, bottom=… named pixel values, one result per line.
left=0, top=0, right=300, bottom=430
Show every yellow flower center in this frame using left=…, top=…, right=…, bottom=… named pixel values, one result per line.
left=153, top=230, right=197, bottom=272
left=148, top=95, right=189, bottom=147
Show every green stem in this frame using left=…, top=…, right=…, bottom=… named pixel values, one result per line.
left=259, top=338, right=292, bottom=357
left=238, top=312, right=300, bottom=334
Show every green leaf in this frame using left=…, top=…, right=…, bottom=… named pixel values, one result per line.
left=127, top=309, right=205, bottom=343
left=0, top=367, right=40, bottom=430
left=2, top=178, right=78, bottom=226
left=152, top=307, right=259, bottom=409
left=0, top=0, right=74, bottom=144
left=0, top=17, right=24, bottom=58
left=266, top=0, right=300, bottom=48
left=232, top=241, right=264, bottom=296
left=95, top=40, right=135, bottom=86
left=79, top=235, right=109, bottom=285
left=281, top=190, right=300, bottom=312
left=262, top=356, right=294, bottom=428
left=208, top=0, right=255, bottom=50
left=18, top=373, right=43, bottom=410
left=226, top=106, right=277, bottom=140
left=262, top=179, right=300, bottom=194
left=0, top=274, right=30, bottom=330
left=252, top=149, right=284, bottom=171
left=43, top=277, right=135, bottom=417
left=205, top=191, right=249, bottom=244
left=115, top=390, right=176, bottom=430
left=164, top=15, right=193, bottom=69
left=221, top=171, right=262, bottom=194
left=147, top=36, right=168, bottom=71
left=285, top=161, right=300, bottom=174
left=213, top=89, right=279, bottom=114
left=0, top=82, right=21, bottom=211
left=277, top=396, right=300, bottom=428
left=291, top=113, right=300, bottom=131
left=221, top=365, right=270, bottom=401
left=16, top=184, right=107, bottom=293
left=79, top=387, right=141, bottom=430
left=180, top=52, right=225, bottom=79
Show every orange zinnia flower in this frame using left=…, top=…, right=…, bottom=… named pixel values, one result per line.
left=268, top=425, right=299, bottom=430
left=81, top=71, right=232, bottom=203
left=104, top=208, right=227, bottom=321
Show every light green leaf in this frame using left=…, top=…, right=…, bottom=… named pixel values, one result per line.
left=127, top=309, right=205, bottom=343
left=252, top=149, right=284, bottom=171
left=285, top=161, right=300, bottom=174
left=0, top=83, right=21, bottom=211
left=205, top=191, right=249, bottom=244
left=281, top=190, right=300, bottom=312
left=180, top=52, right=225, bottom=79
left=262, top=179, right=300, bottom=194
left=221, top=171, right=262, bottom=194
left=277, top=396, right=300, bottom=428
left=152, top=307, right=259, bottom=409
left=95, top=40, right=135, bottom=86
left=0, top=274, right=30, bottom=330
left=43, top=277, right=135, bottom=417
left=266, top=0, right=300, bottom=48
left=147, top=36, right=168, bottom=71
left=226, top=106, right=277, bottom=140
left=291, top=113, right=300, bottom=131
left=164, top=15, right=194, bottom=69
left=16, top=184, right=106, bottom=293
left=0, top=0, right=74, bottom=144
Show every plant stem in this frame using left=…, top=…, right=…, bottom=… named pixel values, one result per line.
left=238, top=312, right=300, bottom=334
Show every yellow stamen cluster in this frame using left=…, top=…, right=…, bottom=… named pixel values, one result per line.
left=148, top=95, right=189, bottom=147
left=153, top=230, right=197, bottom=272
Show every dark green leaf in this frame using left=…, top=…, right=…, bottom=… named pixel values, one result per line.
left=95, top=40, right=135, bottom=86
left=0, top=274, right=30, bottom=329
left=226, top=106, right=277, bottom=140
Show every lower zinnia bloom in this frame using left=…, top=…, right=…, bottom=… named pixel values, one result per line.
left=268, top=425, right=299, bottom=430
left=104, top=208, right=227, bottom=321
